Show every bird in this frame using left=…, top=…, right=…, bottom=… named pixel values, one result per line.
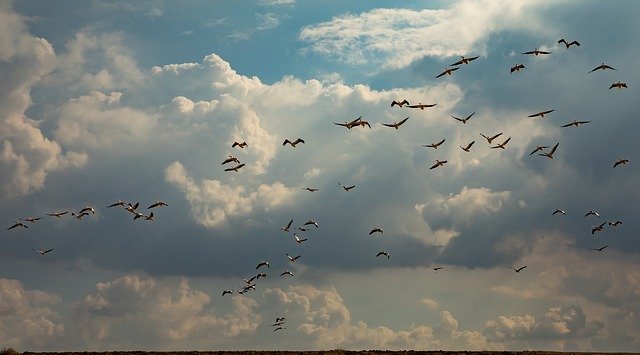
left=147, top=201, right=168, bottom=209
left=552, top=209, right=566, bottom=215
left=71, top=212, right=90, bottom=220
left=125, top=202, right=140, bottom=214
left=585, top=210, right=600, bottom=218
left=460, top=141, right=475, bottom=152
left=222, top=155, right=240, bottom=165
left=608, top=220, right=623, bottom=227
left=224, top=163, right=245, bottom=172
left=369, top=228, right=383, bottom=235
left=391, top=99, right=409, bottom=107
left=232, top=141, right=247, bottom=148
left=480, top=132, right=503, bottom=144
left=304, top=220, right=319, bottom=228
left=271, top=321, right=285, bottom=327
left=222, top=290, right=233, bottom=296
left=589, top=245, right=608, bottom=252
left=46, top=211, right=68, bottom=218
left=301, top=187, right=319, bottom=192
left=376, top=251, right=390, bottom=259
left=256, top=260, right=270, bottom=269
left=32, top=248, right=54, bottom=255
left=589, top=62, right=616, bottom=73
left=557, top=39, right=580, bottom=48
left=297, top=226, right=310, bottom=232
left=275, top=317, right=286, bottom=323
left=407, top=103, right=437, bottom=110
left=280, top=220, right=293, bottom=232
left=510, top=64, right=525, bottom=73
left=539, top=142, right=559, bottom=159
left=273, top=326, right=286, bottom=332
left=591, top=222, right=606, bottom=235
left=339, top=183, right=355, bottom=191
left=283, top=138, right=305, bottom=147
left=523, top=48, right=550, bottom=56
left=79, top=207, right=96, bottom=214
left=294, top=234, right=308, bottom=244
left=133, top=212, right=146, bottom=220
left=256, top=273, right=268, bottom=280
left=382, top=117, right=410, bottom=129
left=333, top=116, right=363, bottom=129
left=20, top=217, right=41, bottom=223
left=435, top=67, right=459, bottom=78
left=423, top=139, right=445, bottom=149
left=451, top=55, right=479, bottom=66
left=351, top=119, right=371, bottom=129
left=491, top=137, right=511, bottom=149
left=144, top=212, right=154, bottom=221
left=609, top=81, right=628, bottom=90
left=426, top=265, right=444, bottom=272
left=452, top=111, right=475, bottom=124
left=286, top=253, right=302, bottom=262
left=528, top=109, right=554, bottom=118
left=7, top=221, right=28, bottom=230
left=107, top=200, right=127, bottom=208
left=561, top=120, right=590, bottom=128
left=510, top=266, right=527, bottom=273
left=613, top=158, right=629, bottom=168
left=429, top=160, right=447, bottom=170
left=280, top=271, right=294, bottom=277
left=529, top=145, right=549, bottom=155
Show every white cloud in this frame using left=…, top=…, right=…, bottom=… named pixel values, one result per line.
left=259, top=0, right=295, bottom=6
left=419, top=297, right=439, bottom=310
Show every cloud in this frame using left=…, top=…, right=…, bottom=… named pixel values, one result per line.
left=259, top=0, right=295, bottom=6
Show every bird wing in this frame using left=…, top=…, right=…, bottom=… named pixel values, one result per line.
left=397, top=117, right=410, bottom=126
left=548, top=143, right=559, bottom=156
left=466, top=111, right=476, bottom=120
left=429, top=162, right=440, bottom=169
left=561, top=122, right=573, bottom=127
left=44, top=248, right=54, bottom=254
left=294, top=138, right=305, bottom=144
left=452, top=115, right=463, bottom=122
left=489, top=132, right=503, bottom=141
left=435, top=71, right=446, bottom=78
left=450, top=58, right=464, bottom=66
left=381, top=123, right=394, bottom=127
left=465, top=141, right=475, bottom=149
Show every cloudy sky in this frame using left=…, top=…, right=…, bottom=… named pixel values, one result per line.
left=2, top=0, right=640, bottom=351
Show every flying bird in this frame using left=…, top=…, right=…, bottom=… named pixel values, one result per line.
left=224, top=163, right=245, bottom=172
left=529, top=145, right=549, bottom=155
left=552, top=209, right=566, bottom=215
left=339, top=183, right=355, bottom=191
left=107, top=200, right=127, bottom=208
left=391, top=99, right=409, bottom=107
left=232, top=141, right=247, bottom=148
left=589, top=245, right=608, bottom=252
left=429, top=160, right=447, bottom=170
left=32, top=248, right=54, bottom=255
left=382, top=117, right=410, bottom=129
left=256, top=260, right=270, bottom=269
left=539, top=142, right=559, bottom=159
left=609, top=81, right=628, bottom=90
left=451, top=55, right=479, bottom=66
left=435, top=67, right=459, bottom=78
left=589, top=63, right=616, bottom=73
left=407, top=103, right=437, bottom=110
left=452, top=111, right=475, bottom=124
left=147, top=201, right=168, bottom=209
left=523, top=48, right=550, bottom=56
left=294, top=234, right=308, bottom=244
left=46, top=211, right=68, bottom=218
left=273, top=326, right=286, bottom=332
left=297, top=226, right=310, bottom=232
left=557, top=39, right=580, bottom=48
left=275, top=317, right=286, bottom=323
left=460, top=141, right=475, bottom=152
left=79, top=207, right=96, bottom=214
left=591, top=222, right=606, bottom=235
left=20, top=217, right=41, bottom=223
left=376, top=251, right=390, bottom=259
left=286, top=253, right=302, bottom=262
left=71, top=212, right=90, bottom=220
left=491, top=137, right=511, bottom=149
left=222, top=290, right=233, bottom=296
left=369, top=227, right=383, bottom=235
left=334, top=116, right=363, bottom=129
left=125, top=202, right=140, bottom=214
left=613, top=158, right=629, bottom=168
left=7, top=221, right=28, bottom=230
left=280, top=220, right=293, bottom=232
left=144, top=212, right=155, bottom=221
left=585, top=210, right=600, bottom=218
left=304, top=220, right=319, bottom=228
left=351, top=119, right=371, bottom=129
left=426, top=265, right=444, bottom=272
left=283, top=138, right=305, bottom=147
left=280, top=271, right=294, bottom=277
left=423, top=139, right=445, bottom=149
left=608, top=220, right=623, bottom=227
left=222, top=155, right=240, bottom=165
left=562, top=120, right=590, bottom=128
left=510, top=64, right=525, bottom=73
left=301, top=187, right=319, bottom=192
left=510, top=266, right=527, bottom=273
left=528, top=109, right=554, bottom=118
left=480, top=132, right=503, bottom=144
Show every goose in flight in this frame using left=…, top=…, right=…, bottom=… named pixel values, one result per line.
left=224, top=163, right=245, bottom=172
left=32, top=248, right=54, bottom=255
left=451, top=55, right=479, bottom=66
left=304, top=220, right=319, bottom=228
left=407, top=103, right=437, bottom=110
left=452, top=111, right=475, bottom=124
left=283, top=138, right=305, bottom=147
left=523, top=48, right=550, bottom=56
left=280, top=271, right=294, bottom=277
left=286, top=253, right=302, bottom=262
left=339, top=183, right=355, bottom=191
left=480, top=132, right=503, bottom=144
left=539, top=142, right=559, bottom=159
left=552, top=209, right=566, bottom=215
left=591, top=222, right=606, bottom=235
left=529, top=145, right=549, bottom=155
left=423, top=139, right=445, bottom=149
left=222, top=290, right=233, bottom=296
left=256, top=272, right=268, bottom=280
left=608, top=220, right=623, bottom=227
left=589, top=63, right=616, bottom=73
left=376, top=251, right=390, bottom=259
left=232, top=141, right=247, bottom=148
left=20, top=217, right=41, bottom=223
left=460, top=141, right=475, bottom=152
left=562, top=120, right=590, bottom=128
left=46, top=211, right=68, bottom=218
left=280, top=220, right=293, bottom=232
left=426, top=265, right=444, bottom=272
left=333, top=116, right=363, bottom=129
left=7, top=221, right=28, bottom=230
left=133, top=212, right=146, bottom=220
left=609, top=81, right=628, bottom=90
left=589, top=245, right=608, bottom=252
left=510, top=64, right=525, bottom=73
left=275, top=317, right=286, bottom=323
left=435, top=67, right=459, bottom=78
left=301, top=187, right=319, bottom=192
left=510, top=266, right=527, bottom=273
left=107, top=200, right=127, bottom=208
left=391, top=100, right=409, bottom=107
left=256, top=260, right=270, bottom=269
left=491, top=137, right=511, bottom=149
left=429, top=160, right=447, bottom=169
left=585, top=210, right=600, bottom=218
left=351, top=119, right=371, bottom=129
left=148, top=201, right=168, bottom=209
left=294, top=234, right=308, bottom=244
left=382, top=117, right=410, bottom=129
left=79, top=207, right=96, bottom=214
left=144, top=212, right=154, bottom=221
left=557, top=39, right=580, bottom=48
left=613, top=158, right=629, bottom=168
left=297, top=226, right=310, bottom=232
left=222, top=155, right=240, bottom=165
left=369, top=227, right=383, bottom=235
left=528, top=109, right=554, bottom=118
left=71, top=212, right=90, bottom=220
left=125, top=202, right=140, bottom=214
left=273, top=326, right=286, bottom=332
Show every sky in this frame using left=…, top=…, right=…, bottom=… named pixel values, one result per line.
left=1, top=0, right=640, bottom=351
